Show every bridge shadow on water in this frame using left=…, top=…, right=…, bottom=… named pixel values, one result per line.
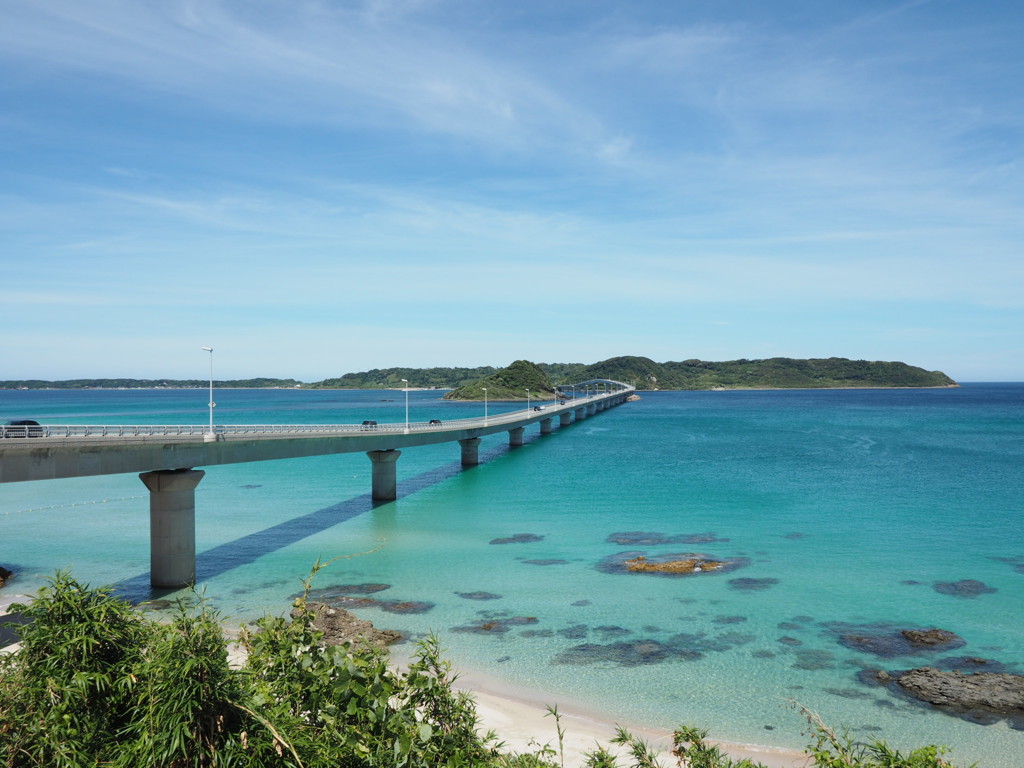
left=113, top=442, right=515, bottom=604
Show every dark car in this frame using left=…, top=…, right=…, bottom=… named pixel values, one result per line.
left=532, top=406, right=543, bottom=412
left=428, top=419, right=442, bottom=425
left=360, top=420, right=378, bottom=430
left=2, top=419, right=43, bottom=438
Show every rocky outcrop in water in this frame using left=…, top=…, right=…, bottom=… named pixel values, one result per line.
left=293, top=601, right=403, bottom=648
left=896, top=667, right=1024, bottom=727
left=0, top=565, right=13, bottom=588
left=625, top=555, right=724, bottom=573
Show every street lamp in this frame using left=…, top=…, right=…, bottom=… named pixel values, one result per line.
left=201, top=346, right=215, bottom=441
left=526, top=388, right=530, bottom=413
left=401, top=379, right=409, bottom=432
left=482, top=387, right=488, bottom=425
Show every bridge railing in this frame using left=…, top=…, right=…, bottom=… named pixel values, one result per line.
left=0, top=385, right=633, bottom=440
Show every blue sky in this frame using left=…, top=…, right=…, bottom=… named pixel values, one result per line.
left=1, top=0, right=1021, bottom=382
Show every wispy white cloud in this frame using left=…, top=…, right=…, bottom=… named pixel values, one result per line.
left=1, top=0, right=1022, bottom=378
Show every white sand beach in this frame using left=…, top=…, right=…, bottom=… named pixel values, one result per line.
left=455, top=666, right=808, bottom=768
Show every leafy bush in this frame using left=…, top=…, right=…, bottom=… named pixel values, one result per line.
left=0, top=570, right=967, bottom=768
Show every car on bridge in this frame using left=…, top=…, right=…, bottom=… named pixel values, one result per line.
left=1, top=419, right=43, bottom=438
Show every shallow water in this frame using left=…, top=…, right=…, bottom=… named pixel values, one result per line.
left=2, top=385, right=1022, bottom=766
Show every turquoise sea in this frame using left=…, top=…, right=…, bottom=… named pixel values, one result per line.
left=1, top=384, right=1022, bottom=766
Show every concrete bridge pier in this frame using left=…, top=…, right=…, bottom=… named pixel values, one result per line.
left=587, top=403, right=597, bottom=415
left=460, top=437, right=482, bottom=466
left=575, top=407, right=586, bottom=421
left=509, top=427, right=524, bottom=447
left=139, top=469, right=205, bottom=589
left=540, top=418, right=553, bottom=434
left=560, top=412, right=572, bottom=427
left=367, top=449, right=401, bottom=500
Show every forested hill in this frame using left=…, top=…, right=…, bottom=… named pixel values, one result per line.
left=571, top=356, right=957, bottom=391
left=0, top=357, right=955, bottom=391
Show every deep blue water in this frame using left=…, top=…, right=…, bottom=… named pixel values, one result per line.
left=1, top=384, right=1022, bottom=765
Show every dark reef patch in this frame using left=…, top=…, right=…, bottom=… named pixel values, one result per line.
left=302, top=583, right=392, bottom=601
left=595, top=625, right=632, bottom=637
left=783, top=532, right=805, bottom=540
left=713, top=615, right=747, bottom=625
left=520, top=628, right=554, bottom=638
left=378, top=600, right=434, bottom=614
left=728, top=577, right=779, bottom=591
left=933, top=579, right=997, bottom=598
left=491, top=533, right=544, bottom=545
left=606, top=531, right=730, bottom=546
left=558, top=624, right=589, bottom=639
left=522, top=559, right=568, bottom=566
left=571, top=599, right=591, bottom=607
left=553, top=638, right=699, bottom=667
left=778, top=636, right=802, bottom=646
left=992, top=555, right=1024, bottom=575
left=450, top=615, right=539, bottom=634
left=826, top=622, right=966, bottom=658
left=456, top=591, right=502, bottom=601
left=793, top=649, right=835, bottom=670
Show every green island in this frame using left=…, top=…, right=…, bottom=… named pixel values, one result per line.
left=0, top=356, right=955, bottom=392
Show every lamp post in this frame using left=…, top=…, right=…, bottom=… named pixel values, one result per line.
left=482, top=387, right=488, bottom=425
left=401, top=379, right=409, bottom=432
left=526, top=388, right=530, bottom=413
left=201, top=346, right=215, bottom=441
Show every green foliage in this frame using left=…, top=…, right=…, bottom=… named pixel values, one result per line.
left=586, top=356, right=956, bottom=390
left=0, top=567, right=495, bottom=768
left=0, top=570, right=967, bottom=768
left=795, top=705, right=964, bottom=768
left=0, top=570, right=150, bottom=766
left=444, top=360, right=557, bottom=400
left=0, top=357, right=955, bottom=392
left=670, top=725, right=763, bottom=768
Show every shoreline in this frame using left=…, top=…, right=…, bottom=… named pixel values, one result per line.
left=387, top=644, right=807, bottom=768
left=458, top=665, right=807, bottom=768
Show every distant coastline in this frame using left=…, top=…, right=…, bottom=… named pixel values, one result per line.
left=0, top=355, right=957, bottom=392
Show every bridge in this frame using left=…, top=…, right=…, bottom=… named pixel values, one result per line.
left=0, top=381, right=634, bottom=588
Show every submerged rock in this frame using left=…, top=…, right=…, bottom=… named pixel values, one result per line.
left=490, top=533, right=544, bottom=545
left=606, top=531, right=729, bottom=546
left=932, top=579, right=997, bottom=598
left=896, top=667, right=1024, bottom=726
left=451, top=615, right=539, bottom=635
left=302, top=583, right=391, bottom=601
left=0, top=565, right=13, bottom=588
left=839, top=627, right=965, bottom=658
left=728, top=577, right=779, bottom=591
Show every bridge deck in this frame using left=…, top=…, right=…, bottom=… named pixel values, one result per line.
left=0, top=388, right=633, bottom=484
